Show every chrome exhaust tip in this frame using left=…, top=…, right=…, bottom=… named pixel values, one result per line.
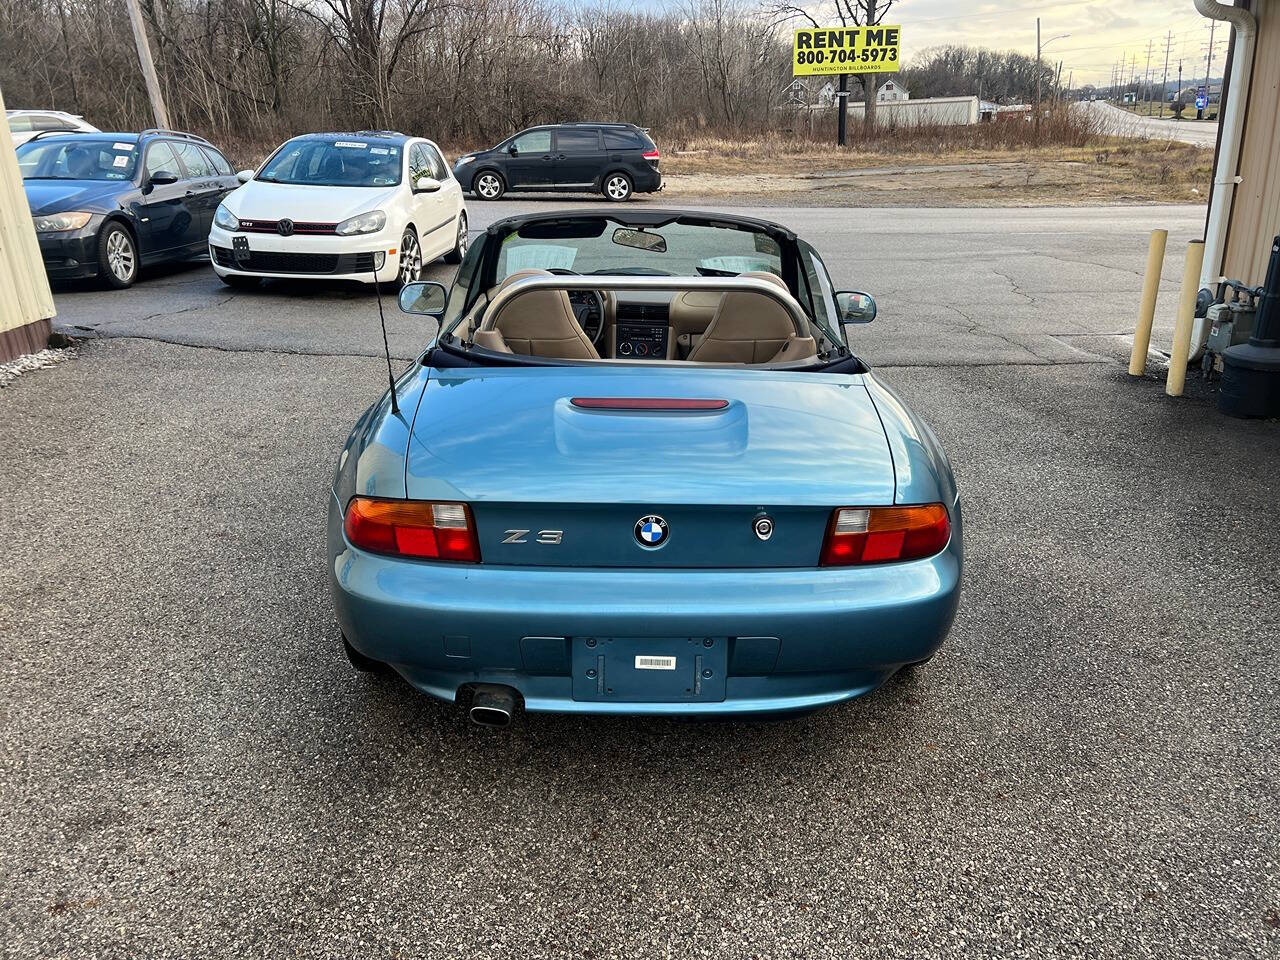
left=468, top=684, right=517, bottom=728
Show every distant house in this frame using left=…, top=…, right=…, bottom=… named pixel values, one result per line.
left=817, top=81, right=837, bottom=106
left=877, top=80, right=910, bottom=103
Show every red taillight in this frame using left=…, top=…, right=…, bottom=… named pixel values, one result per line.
left=642, top=148, right=660, bottom=162
left=819, top=504, right=950, bottom=567
left=344, top=497, right=480, bottom=563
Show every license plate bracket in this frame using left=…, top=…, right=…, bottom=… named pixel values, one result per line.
left=232, top=234, right=251, bottom=265
left=571, top=637, right=727, bottom=703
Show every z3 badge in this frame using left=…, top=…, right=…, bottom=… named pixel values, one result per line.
left=502, top=529, right=563, bottom=544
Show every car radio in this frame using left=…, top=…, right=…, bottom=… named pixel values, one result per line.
left=616, top=323, right=668, bottom=359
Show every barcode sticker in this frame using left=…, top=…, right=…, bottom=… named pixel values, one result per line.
left=635, top=655, right=676, bottom=671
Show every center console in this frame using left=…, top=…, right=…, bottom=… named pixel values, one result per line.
left=615, top=322, right=668, bottom=358
left=614, top=302, right=670, bottom=359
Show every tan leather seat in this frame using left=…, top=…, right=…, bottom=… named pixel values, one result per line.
left=474, top=269, right=600, bottom=360
left=686, top=272, right=811, bottom=364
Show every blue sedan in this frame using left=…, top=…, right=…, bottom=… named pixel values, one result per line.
left=328, top=209, right=962, bottom=725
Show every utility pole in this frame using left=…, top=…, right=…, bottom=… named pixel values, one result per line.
left=1035, top=17, right=1042, bottom=135
left=1200, top=20, right=1215, bottom=119
left=123, top=0, right=170, bottom=128
left=1160, top=31, right=1172, bottom=117
left=1143, top=38, right=1154, bottom=114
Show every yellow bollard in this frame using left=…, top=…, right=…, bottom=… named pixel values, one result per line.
left=1129, top=228, right=1168, bottom=376
left=1166, top=239, right=1206, bottom=397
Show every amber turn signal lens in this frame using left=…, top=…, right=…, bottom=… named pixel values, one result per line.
left=820, top=504, right=950, bottom=566
left=344, top=497, right=480, bottom=563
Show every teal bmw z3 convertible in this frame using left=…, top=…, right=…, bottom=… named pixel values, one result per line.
left=328, top=209, right=962, bottom=726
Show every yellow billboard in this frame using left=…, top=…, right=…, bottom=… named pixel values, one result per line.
left=793, top=26, right=901, bottom=76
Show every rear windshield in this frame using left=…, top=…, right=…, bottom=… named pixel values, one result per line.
left=496, top=219, right=781, bottom=281
left=257, top=137, right=402, bottom=187
left=17, top=137, right=138, bottom=180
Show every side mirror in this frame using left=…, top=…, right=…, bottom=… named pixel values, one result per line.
left=236, top=169, right=254, bottom=183
left=507, top=144, right=519, bottom=156
left=147, top=170, right=179, bottom=186
left=836, top=290, right=876, bottom=324
left=414, top=175, right=442, bottom=193
left=398, top=280, right=448, bottom=318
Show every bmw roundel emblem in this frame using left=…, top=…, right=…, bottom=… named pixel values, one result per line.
left=634, top=515, right=668, bottom=548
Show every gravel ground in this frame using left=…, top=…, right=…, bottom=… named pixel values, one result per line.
left=1, top=199, right=1277, bottom=957
left=1, top=337, right=1276, bottom=958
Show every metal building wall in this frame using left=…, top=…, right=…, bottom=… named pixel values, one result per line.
left=1222, top=0, right=1280, bottom=285
left=0, top=83, right=56, bottom=362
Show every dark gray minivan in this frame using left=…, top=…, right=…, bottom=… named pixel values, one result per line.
left=452, top=123, right=661, bottom=202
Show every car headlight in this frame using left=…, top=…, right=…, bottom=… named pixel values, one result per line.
left=33, top=211, right=92, bottom=233
left=335, top=210, right=386, bottom=236
left=455, top=155, right=475, bottom=166
left=213, top=203, right=239, bottom=231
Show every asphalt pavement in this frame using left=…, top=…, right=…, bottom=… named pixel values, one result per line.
left=2, top=200, right=1277, bottom=958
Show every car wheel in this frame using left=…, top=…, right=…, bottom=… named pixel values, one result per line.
left=443, top=211, right=468, bottom=264
left=97, top=222, right=138, bottom=289
left=603, top=172, right=633, bottom=202
left=219, top=273, right=260, bottom=290
left=474, top=171, right=505, bottom=200
left=343, top=634, right=389, bottom=673
left=398, top=226, right=422, bottom=286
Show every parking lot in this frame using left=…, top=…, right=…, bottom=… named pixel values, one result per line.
left=2, top=200, right=1278, bottom=958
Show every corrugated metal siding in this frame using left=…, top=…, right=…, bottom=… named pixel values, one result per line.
left=0, top=82, right=56, bottom=348
left=1223, top=0, right=1280, bottom=284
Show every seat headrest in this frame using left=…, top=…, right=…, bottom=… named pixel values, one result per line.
left=498, top=268, right=555, bottom=292
left=740, top=270, right=787, bottom=292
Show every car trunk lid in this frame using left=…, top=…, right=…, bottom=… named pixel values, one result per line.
left=405, top=365, right=894, bottom=568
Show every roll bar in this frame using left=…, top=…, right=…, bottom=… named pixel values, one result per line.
left=478, top=274, right=811, bottom=338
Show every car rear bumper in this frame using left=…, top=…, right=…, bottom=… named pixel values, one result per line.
left=329, top=491, right=963, bottom=716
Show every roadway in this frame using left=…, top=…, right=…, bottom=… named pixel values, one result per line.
left=2, top=199, right=1276, bottom=959
left=1081, top=99, right=1221, bottom=148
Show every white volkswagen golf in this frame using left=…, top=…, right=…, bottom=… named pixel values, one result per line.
left=209, top=131, right=468, bottom=288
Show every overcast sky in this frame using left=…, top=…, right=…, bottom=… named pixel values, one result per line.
left=891, top=0, right=1229, bottom=87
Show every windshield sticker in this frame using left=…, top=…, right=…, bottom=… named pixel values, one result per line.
left=113, top=142, right=134, bottom=152
left=334, top=141, right=367, bottom=149
left=112, top=155, right=129, bottom=168
left=369, top=147, right=390, bottom=155
left=505, top=244, right=578, bottom=274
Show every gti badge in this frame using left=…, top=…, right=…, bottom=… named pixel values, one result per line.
left=754, top=515, right=774, bottom=541
left=277, top=218, right=295, bottom=237
left=634, top=515, right=668, bottom=548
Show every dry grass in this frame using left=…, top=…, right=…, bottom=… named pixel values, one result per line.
left=660, top=135, right=1213, bottom=207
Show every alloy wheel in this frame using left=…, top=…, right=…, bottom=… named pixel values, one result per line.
left=476, top=173, right=502, bottom=199
left=456, top=214, right=468, bottom=258
left=105, top=229, right=136, bottom=283
left=399, top=229, right=421, bottom=284
left=605, top=175, right=631, bottom=201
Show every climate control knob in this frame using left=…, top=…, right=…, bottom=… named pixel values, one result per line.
left=618, top=341, right=633, bottom=356
left=635, top=342, right=648, bottom=356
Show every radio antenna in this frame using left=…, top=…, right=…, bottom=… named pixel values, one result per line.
left=371, top=262, right=400, bottom=416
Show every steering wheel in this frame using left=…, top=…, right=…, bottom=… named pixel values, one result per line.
left=547, top=268, right=605, bottom=347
